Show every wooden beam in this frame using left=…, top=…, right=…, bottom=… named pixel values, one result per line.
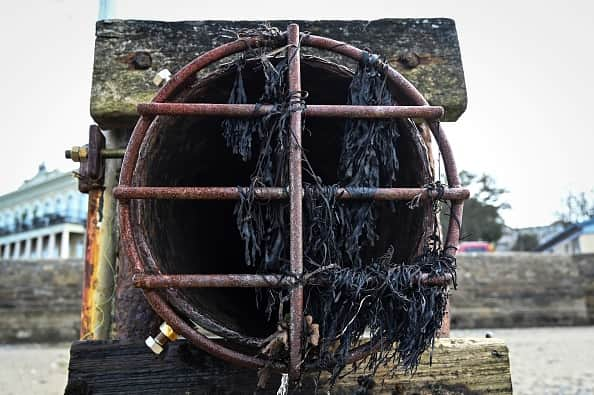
left=65, top=338, right=511, bottom=394
left=91, top=19, right=467, bottom=129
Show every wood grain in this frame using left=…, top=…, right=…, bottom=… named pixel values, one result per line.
left=91, top=19, right=467, bottom=129
left=65, top=337, right=512, bottom=394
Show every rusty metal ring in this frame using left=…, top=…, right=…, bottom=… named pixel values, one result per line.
left=118, top=31, right=464, bottom=373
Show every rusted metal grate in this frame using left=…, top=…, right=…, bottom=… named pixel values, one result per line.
left=114, top=23, right=468, bottom=380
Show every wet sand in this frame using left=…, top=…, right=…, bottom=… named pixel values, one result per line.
left=1, top=326, right=592, bottom=394
left=0, top=343, right=70, bottom=395
left=452, top=326, right=594, bottom=395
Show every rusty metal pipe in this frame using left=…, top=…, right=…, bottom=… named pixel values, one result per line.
left=79, top=188, right=102, bottom=339
left=137, top=103, right=444, bottom=119
left=113, top=186, right=469, bottom=201
left=117, top=25, right=467, bottom=369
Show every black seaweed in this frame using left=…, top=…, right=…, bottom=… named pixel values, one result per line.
left=221, top=48, right=456, bottom=384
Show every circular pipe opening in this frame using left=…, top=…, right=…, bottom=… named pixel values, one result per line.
left=131, top=57, right=433, bottom=345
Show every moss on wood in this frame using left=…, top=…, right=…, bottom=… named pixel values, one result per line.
left=91, top=19, right=467, bottom=129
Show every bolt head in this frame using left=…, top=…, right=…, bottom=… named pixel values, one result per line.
left=159, top=322, right=178, bottom=341
left=145, top=336, right=164, bottom=354
left=153, top=69, right=172, bottom=87
left=131, top=51, right=152, bottom=70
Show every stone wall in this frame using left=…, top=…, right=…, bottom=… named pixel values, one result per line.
left=0, top=259, right=82, bottom=343
left=451, top=253, right=594, bottom=328
left=0, top=255, right=592, bottom=343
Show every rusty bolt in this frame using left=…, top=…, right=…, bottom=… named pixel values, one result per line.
left=397, top=52, right=420, bottom=69
left=152, top=69, right=172, bottom=87
left=131, top=51, right=152, bottom=70
left=145, top=322, right=178, bottom=355
left=65, top=146, right=88, bottom=162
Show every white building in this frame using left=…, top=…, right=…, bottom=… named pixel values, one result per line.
left=0, top=164, right=87, bottom=260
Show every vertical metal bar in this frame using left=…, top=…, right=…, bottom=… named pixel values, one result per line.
left=287, top=23, right=304, bottom=381
left=89, top=129, right=127, bottom=339
left=80, top=188, right=102, bottom=339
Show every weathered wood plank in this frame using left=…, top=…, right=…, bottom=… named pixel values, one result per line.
left=65, top=338, right=511, bottom=394
left=91, top=19, right=467, bottom=129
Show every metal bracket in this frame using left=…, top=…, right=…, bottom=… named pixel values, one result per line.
left=66, top=125, right=106, bottom=193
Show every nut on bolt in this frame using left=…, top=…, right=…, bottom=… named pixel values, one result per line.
left=145, top=322, right=178, bottom=354
left=65, top=146, right=88, bottom=162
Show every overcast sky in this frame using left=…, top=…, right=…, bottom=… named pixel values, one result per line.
left=0, top=0, right=592, bottom=228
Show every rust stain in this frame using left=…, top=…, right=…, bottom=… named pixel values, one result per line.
left=387, top=52, right=444, bottom=70
left=118, top=51, right=153, bottom=70
left=80, top=188, right=102, bottom=339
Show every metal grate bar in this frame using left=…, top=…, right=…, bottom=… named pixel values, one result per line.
left=137, top=103, right=444, bottom=119
left=113, top=186, right=470, bottom=201
left=133, top=273, right=453, bottom=289
left=287, top=23, right=304, bottom=381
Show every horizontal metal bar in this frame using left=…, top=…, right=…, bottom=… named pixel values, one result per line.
left=113, top=186, right=470, bottom=201
left=137, top=103, right=444, bottom=119
left=133, top=274, right=296, bottom=288
left=133, top=272, right=452, bottom=288
left=307, top=105, right=443, bottom=119
left=114, top=186, right=286, bottom=200
left=101, top=148, right=126, bottom=159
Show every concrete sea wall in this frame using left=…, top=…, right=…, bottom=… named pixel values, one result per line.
left=0, top=254, right=593, bottom=342
left=0, top=259, right=82, bottom=343
left=451, top=253, right=594, bottom=328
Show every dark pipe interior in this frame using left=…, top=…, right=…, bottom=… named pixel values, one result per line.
left=132, top=57, right=432, bottom=340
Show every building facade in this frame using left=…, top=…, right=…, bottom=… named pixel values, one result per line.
left=0, top=164, right=87, bottom=260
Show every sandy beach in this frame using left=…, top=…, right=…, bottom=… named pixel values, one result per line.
left=452, top=326, right=594, bottom=395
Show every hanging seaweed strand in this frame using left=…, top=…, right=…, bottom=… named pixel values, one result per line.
left=221, top=43, right=456, bottom=385
left=221, top=60, right=252, bottom=161
left=336, top=52, right=401, bottom=267
left=225, top=55, right=293, bottom=272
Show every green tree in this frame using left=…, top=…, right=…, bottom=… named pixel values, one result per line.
left=441, top=171, right=509, bottom=243
left=557, top=191, right=594, bottom=225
